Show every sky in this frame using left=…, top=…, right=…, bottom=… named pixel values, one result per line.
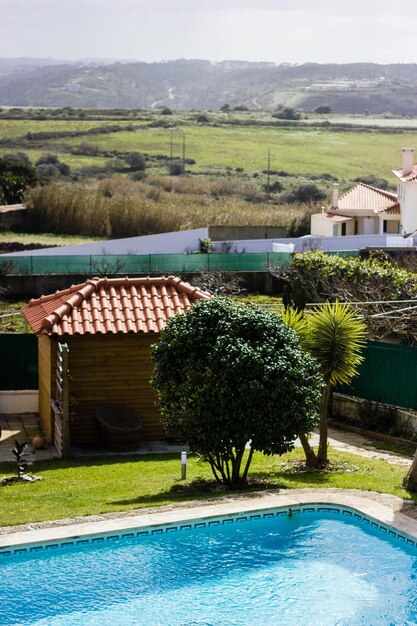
left=1, top=0, right=417, bottom=65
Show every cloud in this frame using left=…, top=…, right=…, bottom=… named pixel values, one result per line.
left=1, top=0, right=417, bottom=63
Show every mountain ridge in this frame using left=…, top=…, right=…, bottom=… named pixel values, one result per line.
left=1, top=58, right=417, bottom=113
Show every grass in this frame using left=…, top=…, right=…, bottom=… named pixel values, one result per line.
left=26, top=179, right=309, bottom=238
left=0, top=118, right=136, bottom=140
left=0, top=447, right=414, bottom=527
left=2, top=111, right=416, bottom=181
left=0, top=148, right=109, bottom=170
left=365, top=441, right=416, bottom=458
left=0, top=231, right=103, bottom=246
left=44, top=123, right=417, bottom=180
left=0, top=301, right=27, bottom=333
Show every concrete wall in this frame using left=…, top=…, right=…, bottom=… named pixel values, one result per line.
left=209, top=225, right=287, bottom=240
left=399, top=181, right=417, bottom=236
left=1, top=228, right=209, bottom=257
left=0, top=205, right=26, bottom=230
left=271, top=233, right=415, bottom=253
left=310, top=214, right=336, bottom=237
left=0, top=390, right=39, bottom=414
left=333, top=393, right=417, bottom=434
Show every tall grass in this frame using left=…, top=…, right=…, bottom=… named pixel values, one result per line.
left=26, top=178, right=315, bottom=238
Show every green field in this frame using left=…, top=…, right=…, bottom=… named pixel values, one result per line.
left=15, top=121, right=417, bottom=181
left=0, top=112, right=417, bottom=183
left=0, top=118, right=141, bottom=139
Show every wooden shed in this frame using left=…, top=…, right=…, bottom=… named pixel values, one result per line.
left=22, top=276, right=210, bottom=450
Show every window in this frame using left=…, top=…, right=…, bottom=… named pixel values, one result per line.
left=341, top=222, right=347, bottom=236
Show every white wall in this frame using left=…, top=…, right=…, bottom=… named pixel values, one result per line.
left=1, top=228, right=209, bottom=257
left=271, top=234, right=415, bottom=253
left=0, top=390, right=39, bottom=414
left=310, top=213, right=336, bottom=237
left=400, top=182, right=417, bottom=236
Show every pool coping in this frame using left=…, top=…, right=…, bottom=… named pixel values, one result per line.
left=2, top=490, right=417, bottom=552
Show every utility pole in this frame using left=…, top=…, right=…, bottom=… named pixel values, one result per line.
left=266, top=149, right=271, bottom=199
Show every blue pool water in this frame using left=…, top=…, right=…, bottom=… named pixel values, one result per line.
left=1, top=507, right=417, bottom=626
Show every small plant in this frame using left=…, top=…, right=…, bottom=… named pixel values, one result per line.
left=199, top=238, right=213, bottom=254
left=12, top=440, right=32, bottom=478
left=0, top=439, right=41, bottom=485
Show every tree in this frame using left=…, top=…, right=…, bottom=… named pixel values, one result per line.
left=123, top=151, right=146, bottom=171
left=35, top=154, right=71, bottom=177
left=404, top=452, right=417, bottom=492
left=272, top=106, right=301, bottom=120
left=0, top=158, right=37, bottom=204
left=314, top=105, right=332, bottom=114
left=282, top=302, right=366, bottom=468
left=168, top=159, right=184, bottom=176
left=284, top=183, right=326, bottom=203
left=152, top=297, right=322, bottom=488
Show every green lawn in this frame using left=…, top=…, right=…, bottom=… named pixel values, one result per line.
left=0, top=448, right=414, bottom=527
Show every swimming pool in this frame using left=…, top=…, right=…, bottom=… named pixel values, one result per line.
left=1, top=504, right=417, bottom=625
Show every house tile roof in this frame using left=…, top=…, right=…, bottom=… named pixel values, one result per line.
left=332, top=183, right=399, bottom=216
left=23, top=276, right=211, bottom=336
left=0, top=203, right=26, bottom=214
left=392, top=164, right=417, bottom=182
left=323, top=213, right=354, bottom=223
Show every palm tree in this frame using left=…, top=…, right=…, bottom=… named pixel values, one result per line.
left=283, top=301, right=366, bottom=468
left=404, top=456, right=417, bottom=492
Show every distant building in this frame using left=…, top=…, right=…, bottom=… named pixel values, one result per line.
left=311, top=148, right=417, bottom=237
left=0, top=203, right=26, bottom=230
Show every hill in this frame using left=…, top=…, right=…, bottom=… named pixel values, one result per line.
left=2, top=59, right=417, bottom=113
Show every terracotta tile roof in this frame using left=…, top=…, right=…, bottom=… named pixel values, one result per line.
left=323, top=213, right=354, bottom=223
left=332, top=183, right=399, bottom=216
left=0, top=203, right=26, bottom=214
left=392, top=164, right=417, bottom=182
left=23, top=276, right=211, bottom=336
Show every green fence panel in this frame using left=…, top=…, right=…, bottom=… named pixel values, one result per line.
left=325, top=250, right=360, bottom=258
left=90, top=255, right=151, bottom=274
left=337, top=340, right=417, bottom=410
left=1, top=252, right=296, bottom=276
left=32, top=256, right=93, bottom=275
left=0, top=257, right=33, bottom=275
left=267, top=252, right=293, bottom=268
left=0, top=334, right=38, bottom=390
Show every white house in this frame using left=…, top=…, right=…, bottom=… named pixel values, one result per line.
left=311, top=148, right=417, bottom=237
left=392, top=148, right=417, bottom=237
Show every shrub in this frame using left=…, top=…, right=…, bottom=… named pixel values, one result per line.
left=272, top=107, right=301, bottom=120
left=123, top=152, right=146, bottom=171
left=0, top=158, right=37, bottom=204
left=168, top=160, right=184, bottom=176
left=160, top=107, right=173, bottom=115
left=282, top=183, right=326, bottom=204
left=353, top=175, right=391, bottom=191
left=151, top=297, right=321, bottom=487
left=314, top=105, right=332, bottom=114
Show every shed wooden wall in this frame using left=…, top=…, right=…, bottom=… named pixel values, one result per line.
left=64, top=333, right=164, bottom=444
left=38, top=335, right=53, bottom=441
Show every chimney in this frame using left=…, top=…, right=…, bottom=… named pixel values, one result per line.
left=402, top=148, right=414, bottom=176
left=332, top=183, right=339, bottom=209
